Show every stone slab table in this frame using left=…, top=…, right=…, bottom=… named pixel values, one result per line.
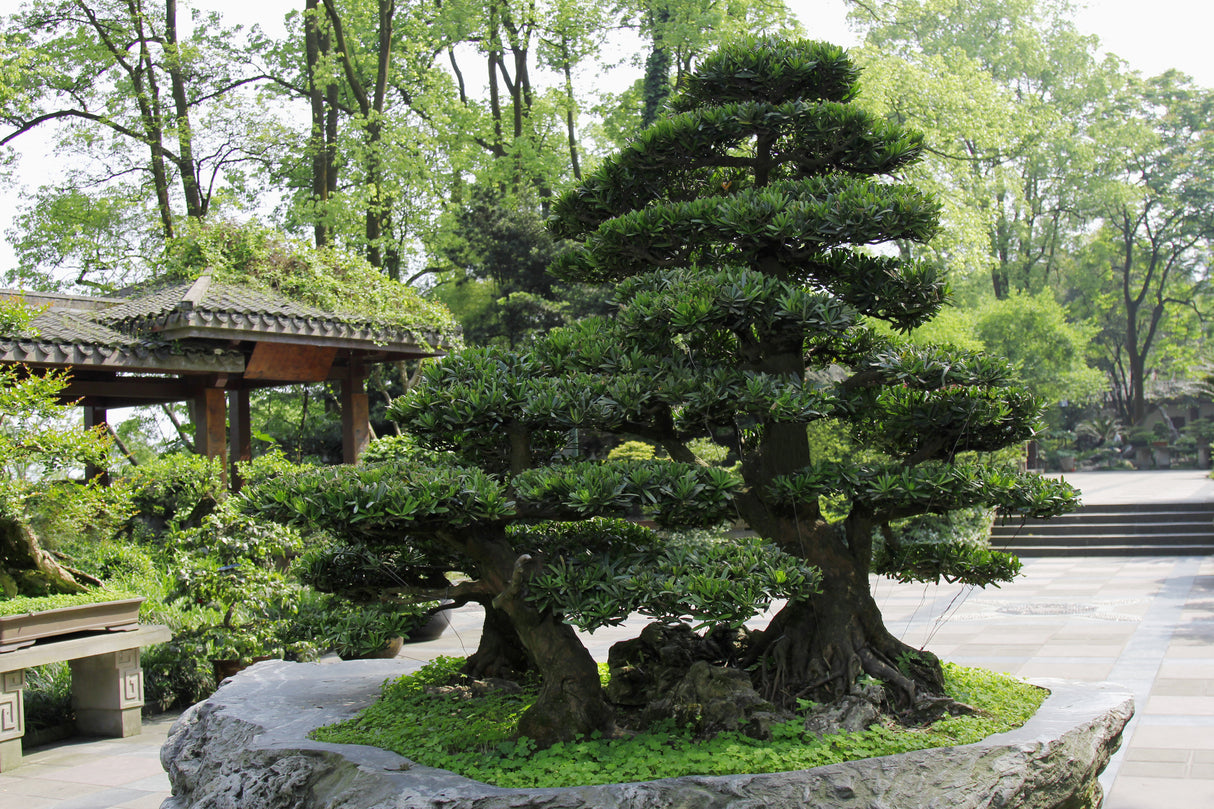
left=0, top=624, right=171, bottom=771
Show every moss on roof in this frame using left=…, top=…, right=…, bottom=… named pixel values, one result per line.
left=159, top=221, right=461, bottom=347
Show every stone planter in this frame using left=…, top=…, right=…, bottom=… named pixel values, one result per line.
left=211, top=655, right=277, bottom=685
left=403, top=609, right=451, bottom=644
left=160, top=660, right=1133, bottom=809
left=0, top=597, right=144, bottom=652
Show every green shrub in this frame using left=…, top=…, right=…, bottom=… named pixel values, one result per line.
left=872, top=507, right=1019, bottom=586
left=119, top=453, right=225, bottom=541
left=141, top=637, right=217, bottom=713
left=23, top=480, right=135, bottom=550
left=606, top=440, right=658, bottom=462
left=21, top=663, right=73, bottom=736
left=288, top=593, right=434, bottom=659
left=887, top=506, right=995, bottom=548
left=236, top=448, right=315, bottom=488
left=687, top=437, right=731, bottom=466
left=358, top=435, right=416, bottom=465
left=55, top=537, right=164, bottom=592
left=606, top=439, right=731, bottom=466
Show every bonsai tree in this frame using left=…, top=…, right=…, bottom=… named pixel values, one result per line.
left=243, top=394, right=812, bottom=744
left=245, top=37, right=1077, bottom=746
left=0, top=363, right=110, bottom=596
left=538, top=36, right=1076, bottom=715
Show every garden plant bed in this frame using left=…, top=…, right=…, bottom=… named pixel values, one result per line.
left=0, top=595, right=144, bottom=652
left=160, top=659, right=1133, bottom=809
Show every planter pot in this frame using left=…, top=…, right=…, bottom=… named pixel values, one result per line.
left=212, top=655, right=276, bottom=685
left=0, top=597, right=144, bottom=653
left=403, top=610, right=451, bottom=644
left=342, top=636, right=405, bottom=661
left=1057, top=452, right=1076, bottom=473
left=376, top=636, right=404, bottom=658
left=360, top=636, right=404, bottom=659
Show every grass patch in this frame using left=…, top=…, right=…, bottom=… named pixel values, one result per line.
left=311, top=657, right=1046, bottom=788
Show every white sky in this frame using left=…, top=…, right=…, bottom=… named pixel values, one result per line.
left=2, top=0, right=1212, bottom=274
left=195, top=0, right=1214, bottom=88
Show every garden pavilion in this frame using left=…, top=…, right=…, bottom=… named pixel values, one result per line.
left=0, top=276, right=453, bottom=486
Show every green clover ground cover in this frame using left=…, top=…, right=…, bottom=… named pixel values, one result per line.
left=312, top=657, right=1045, bottom=788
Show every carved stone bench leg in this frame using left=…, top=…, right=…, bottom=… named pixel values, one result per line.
left=70, top=648, right=144, bottom=737
left=0, top=670, right=25, bottom=771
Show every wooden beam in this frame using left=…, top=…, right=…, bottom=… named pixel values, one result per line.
left=341, top=360, right=370, bottom=465
left=245, top=342, right=337, bottom=382
left=61, top=378, right=193, bottom=403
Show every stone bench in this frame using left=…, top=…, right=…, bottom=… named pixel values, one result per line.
left=0, top=624, right=171, bottom=770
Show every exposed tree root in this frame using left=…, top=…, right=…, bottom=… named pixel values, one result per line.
left=745, top=590, right=972, bottom=726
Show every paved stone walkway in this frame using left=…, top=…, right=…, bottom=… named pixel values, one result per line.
left=2, top=470, right=1211, bottom=808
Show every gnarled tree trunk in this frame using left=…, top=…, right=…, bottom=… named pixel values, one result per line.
left=0, top=515, right=90, bottom=597
left=463, top=603, right=532, bottom=679
left=464, top=532, right=615, bottom=746
left=743, top=517, right=948, bottom=721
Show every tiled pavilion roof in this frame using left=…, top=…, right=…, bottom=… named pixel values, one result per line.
left=1, top=276, right=451, bottom=378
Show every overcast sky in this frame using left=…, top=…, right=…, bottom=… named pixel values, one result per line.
left=190, top=0, right=1214, bottom=87
left=3, top=0, right=1212, bottom=274
left=797, top=0, right=1214, bottom=86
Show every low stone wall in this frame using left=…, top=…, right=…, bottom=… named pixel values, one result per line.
left=159, top=659, right=1132, bottom=809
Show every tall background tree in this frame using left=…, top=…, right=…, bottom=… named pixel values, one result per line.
left=0, top=0, right=275, bottom=290
left=845, top=0, right=1214, bottom=433
left=1075, top=70, right=1214, bottom=426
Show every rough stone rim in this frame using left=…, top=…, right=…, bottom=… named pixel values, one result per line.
left=162, top=659, right=1134, bottom=806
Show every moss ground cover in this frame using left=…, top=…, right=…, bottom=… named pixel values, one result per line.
left=0, top=590, right=139, bottom=616
left=312, top=657, right=1046, bottom=788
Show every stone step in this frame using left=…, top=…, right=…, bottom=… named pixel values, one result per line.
left=1056, top=501, right=1214, bottom=514
left=1000, top=510, right=1214, bottom=524
left=1005, top=544, right=1214, bottom=557
left=991, top=532, right=1214, bottom=547
left=992, top=501, right=1214, bottom=556
left=993, top=522, right=1214, bottom=537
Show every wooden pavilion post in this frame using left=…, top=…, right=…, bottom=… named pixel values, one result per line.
left=228, top=388, right=252, bottom=491
left=341, top=358, right=370, bottom=464
left=193, top=384, right=229, bottom=488
left=83, top=405, right=109, bottom=485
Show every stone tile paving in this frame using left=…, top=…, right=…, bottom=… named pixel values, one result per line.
left=2, top=553, right=1211, bottom=808
left=0, top=712, right=175, bottom=809
left=870, top=554, right=1214, bottom=809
